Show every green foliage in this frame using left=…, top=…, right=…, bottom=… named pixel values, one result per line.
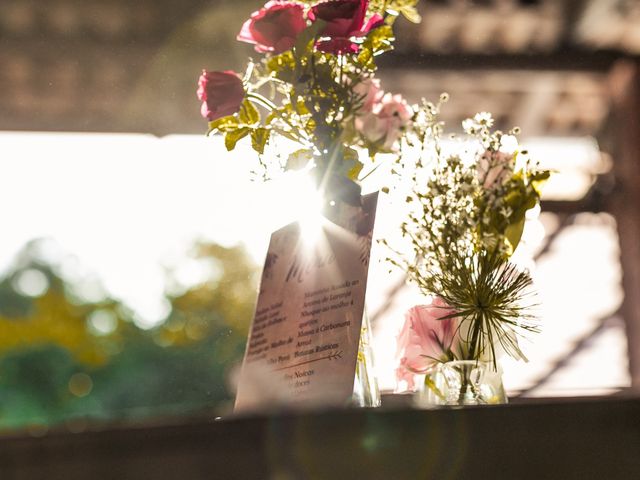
left=396, top=4, right=422, bottom=23
left=0, top=346, right=78, bottom=428
left=286, top=149, right=314, bottom=171
left=224, top=127, right=250, bottom=151
left=421, top=252, right=539, bottom=367
left=208, top=115, right=239, bottom=134
left=369, top=0, right=421, bottom=23
left=357, top=25, right=395, bottom=70
left=85, top=332, right=235, bottom=418
left=208, top=107, right=269, bottom=153
left=250, top=127, right=270, bottom=154
left=477, top=168, right=551, bottom=254
left=239, top=99, right=260, bottom=125
left=0, top=280, right=33, bottom=318
left=266, top=51, right=297, bottom=83
left=0, top=239, right=258, bottom=431
left=504, top=218, right=526, bottom=254
left=341, top=147, right=364, bottom=181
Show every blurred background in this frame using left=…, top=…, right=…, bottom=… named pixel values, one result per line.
left=1, top=0, right=640, bottom=433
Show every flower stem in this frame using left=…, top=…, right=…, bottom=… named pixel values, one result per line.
left=247, top=92, right=313, bottom=147
left=247, top=92, right=277, bottom=111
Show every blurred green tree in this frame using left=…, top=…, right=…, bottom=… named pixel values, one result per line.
left=0, top=239, right=257, bottom=430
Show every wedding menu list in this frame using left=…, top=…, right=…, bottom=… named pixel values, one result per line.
left=234, top=193, right=378, bottom=412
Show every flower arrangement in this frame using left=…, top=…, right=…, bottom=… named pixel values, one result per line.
left=197, top=1, right=551, bottom=399
left=197, top=0, right=420, bottom=196
left=390, top=98, right=551, bottom=392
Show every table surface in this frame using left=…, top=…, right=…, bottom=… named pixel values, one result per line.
left=1, top=395, right=640, bottom=480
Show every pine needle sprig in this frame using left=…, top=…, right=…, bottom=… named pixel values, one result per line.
left=418, top=251, right=539, bottom=367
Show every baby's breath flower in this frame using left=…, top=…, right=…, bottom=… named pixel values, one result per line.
left=462, top=118, right=476, bottom=134
left=387, top=99, right=551, bottom=366
left=474, top=112, right=494, bottom=127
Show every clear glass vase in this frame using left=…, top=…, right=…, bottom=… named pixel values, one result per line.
left=416, top=360, right=507, bottom=408
left=352, top=310, right=381, bottom=407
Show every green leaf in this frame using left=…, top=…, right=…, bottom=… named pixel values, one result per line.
left=347, top=162, right=364, bottom=181
left=529, top=170, right=551, bottom=196
left=504, top=177, right=537, bottom=219
left=357, top=25, right=395, bottom=70
left=250, top=127, right=270, bottom=155
left=294, top=100, right=310, bottom=115
left=224, top=127, right=250, bottom=151
left=304, top=118, right=317, bottom=135
left=505, top=217, right=525, bottom=253
left=286, top=149, right=313, bottom=171
left=239, top=100, right=260, bottom=125
left=343, top=147, right=364, bottom=180
left=265, top=111, right=277, bottom=126
left=398, top=4, right=421, bottom=23
left=357, top=47, right=374, bottom=70
left=424, top=375, right=446, bottom=401
left=369, top=25, right=395, bottom=54
left=208, top=116, right=238, bottom=133
left=329, top=147, right=364, bottom=181
left=266, top=51, right=296, bottom=82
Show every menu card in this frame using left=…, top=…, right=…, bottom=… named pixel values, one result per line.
left=234, top=193, right=378, bottom=412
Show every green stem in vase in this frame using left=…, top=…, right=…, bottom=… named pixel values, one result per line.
left=460, top=364, right=475, bottom=405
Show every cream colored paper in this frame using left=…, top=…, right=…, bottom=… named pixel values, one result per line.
left=235, top=193, right=378, bottom=412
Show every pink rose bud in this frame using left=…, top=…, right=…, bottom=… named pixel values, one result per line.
left=308, top=0, right=384, bottom=54
left=395, top=298, right=457, bottom=391
left=353, top=77, right=383, bottom=113
left=197, top=70, right=245, bottom=121
left=237, top=1, right=307, bottom=54
left=356, top=93, right=413, bottom=152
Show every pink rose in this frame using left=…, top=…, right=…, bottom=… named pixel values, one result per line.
left=395, top=298, right=457, bottom=391
left=356, top=93, right=413, bottom=152
left=237, top=1, right=307, bottom=54
left=477, top=149, right=515, bottom=189
left=197, top=70, right=245, bottom=121
left=308, top=0, right=384, bottom=54
left=353, top=77, right=383, bottom=113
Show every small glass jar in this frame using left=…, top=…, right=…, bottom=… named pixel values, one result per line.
left=416, top=360, right=508, bottom=408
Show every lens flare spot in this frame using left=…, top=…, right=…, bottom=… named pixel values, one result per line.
left=68, top=373, right=93, bottom=397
